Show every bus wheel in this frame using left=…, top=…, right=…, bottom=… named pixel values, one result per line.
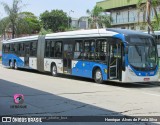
left=94, top=68, right=103, bottom=84
left=14, top=61, right=18, bottom=70
left=51, top=64, right=58, bottom=77
left=9, top=61, right=13, bottom=69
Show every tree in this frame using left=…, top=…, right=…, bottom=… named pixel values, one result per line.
left=16, top=12, right=41, bottom=36
left=127, top=0, right=160, bottom=34
left=0, top=11, right=40, bottom=38
left=40, top=10, right=68, bottom=32
left=0, top=17, right=10, bottom=38
left=86, top=5, right=111, bottom=29
left=1, top=0, right=23, bottom=38
left=152, top=13, right=160, bottom=30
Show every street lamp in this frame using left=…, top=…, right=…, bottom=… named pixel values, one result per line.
left=68, top=10, right=74, bottom=29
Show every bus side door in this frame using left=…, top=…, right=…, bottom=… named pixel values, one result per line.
left=63, top=40, right=74, bottom=74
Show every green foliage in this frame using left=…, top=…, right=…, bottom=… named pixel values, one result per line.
left=86, top=5, right=111, bottom=29
left=1, top=0, right=23, bottom=38
left=0, top=17, right=10, bottom=35
left=39, top=28, right=52, bottom=35
left=152, top=13, right=160, bottom=30
left=40, top=10, right=68, bottom=32
left=16, top=12, right=41, bottom=35
left=0, top=11, right=41, bottom=37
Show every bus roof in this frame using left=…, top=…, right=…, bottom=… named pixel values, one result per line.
left=107, top=28, right=152, bottom=37
left=3, top=35, right=39, bottom=43
left=3, top=28, right=153, bottom=44
left=144, top=31, right=160, bottom=36
left=3, top=29, right=118, bottom=43
left=45, top=29, right=118, bottom=39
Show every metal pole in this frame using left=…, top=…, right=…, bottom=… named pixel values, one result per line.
left=68, top=10, right=74, bottom=29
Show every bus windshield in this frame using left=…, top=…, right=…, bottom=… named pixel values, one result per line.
left=128, top=37, right=157, bottom=71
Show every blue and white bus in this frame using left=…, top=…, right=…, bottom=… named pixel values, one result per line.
left=2, top=28, right=159, bottom=83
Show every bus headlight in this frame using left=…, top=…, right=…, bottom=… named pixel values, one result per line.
left=128, top=69, right=136, bottom=76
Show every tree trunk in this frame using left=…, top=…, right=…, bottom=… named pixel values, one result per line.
left=12, top=23, right=15, bottom=39
left=146, top=0, right=154, bottom=34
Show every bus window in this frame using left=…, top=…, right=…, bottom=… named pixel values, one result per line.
left=5, top=44, right=10, bottom=53
left=20, top=43, right=24, bottom=56
left=84, top=39, right=95, bottom=60
left=55, top=41, right=62, bottom=58
left=45, top=41, right=50, bottom=58
left=10, top=44, right=15, bottom=53
left=24, top=42, right=30, bottom=57
left=50, top=41, right=55, bottom=58
left=74, top=40, right=83, bottom=59
left=30, top=41, right=37, bottom=57
left=14, top=43, right=19, bottom=55
left=96, top=39, right=108, bottom=62
left=2, top=44, right=6, bottom=53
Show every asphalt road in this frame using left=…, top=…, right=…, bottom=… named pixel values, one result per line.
left=0, top=65, right=160, bottom=125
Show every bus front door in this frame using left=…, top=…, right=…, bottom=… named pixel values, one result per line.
left=109, top=42, right=122, bottom=80
left=63, top=43, right=73, bottom=74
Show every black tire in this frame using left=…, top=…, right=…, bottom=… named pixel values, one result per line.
left=51, top=64, right=58, bottom=77
left=14, top=61, right=18, bottom=70
left=94, top=68, right=104, bottom=84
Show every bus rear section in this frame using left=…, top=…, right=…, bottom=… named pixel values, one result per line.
left=2, top=36, right=39, bottom=70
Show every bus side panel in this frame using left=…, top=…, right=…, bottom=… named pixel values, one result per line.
left=29, top=57, right=37, bottom=70
left=2, top=54, right=24, bottom=67
left=72, top=60, right=108, bottom=80
left=44, top=58, right=63, bottom=73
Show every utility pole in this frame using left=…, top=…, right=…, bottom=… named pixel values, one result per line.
left=68, top=10, right=74, bottom=29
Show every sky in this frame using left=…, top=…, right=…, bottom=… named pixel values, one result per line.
left=0, top=0, right=101, bottom=19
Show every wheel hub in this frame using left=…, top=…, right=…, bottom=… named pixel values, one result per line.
left=96, top=71, right=102, bottom=80
left=52, top=66, right=56, bottom=75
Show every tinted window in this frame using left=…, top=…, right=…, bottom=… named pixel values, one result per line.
left=55, top=41, right=62, bottom=58
left=74, top=40, right=83, bottom=59
left=30, top=41, right=37, bottom=57
left=5, top=44, right=10, bottom=53
left=50, top=41, right=55, bottom=58
left=45, top=41, right=50, bottom=58
left=84, top=39, right=95, bottom=60
left=96, top=39, right=108, bottom=61
left=20, top=43, right=24, bottom=56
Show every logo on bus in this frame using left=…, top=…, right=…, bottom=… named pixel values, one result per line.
left=14, top=94, right=24, bottom=104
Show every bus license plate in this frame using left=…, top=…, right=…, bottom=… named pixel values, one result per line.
left=144, top=78, right=150, bottom=82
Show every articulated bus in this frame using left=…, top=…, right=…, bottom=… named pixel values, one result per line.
left=2, top=28, right=159, bottom=83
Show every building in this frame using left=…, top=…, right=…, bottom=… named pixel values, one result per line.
left=71, top=18, right=79, bottom=29
left=78, top=16, right=89, bottom=29
left=97, top=0, right=160, bottom=31
left=71, top=17, right=89, bottom=29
